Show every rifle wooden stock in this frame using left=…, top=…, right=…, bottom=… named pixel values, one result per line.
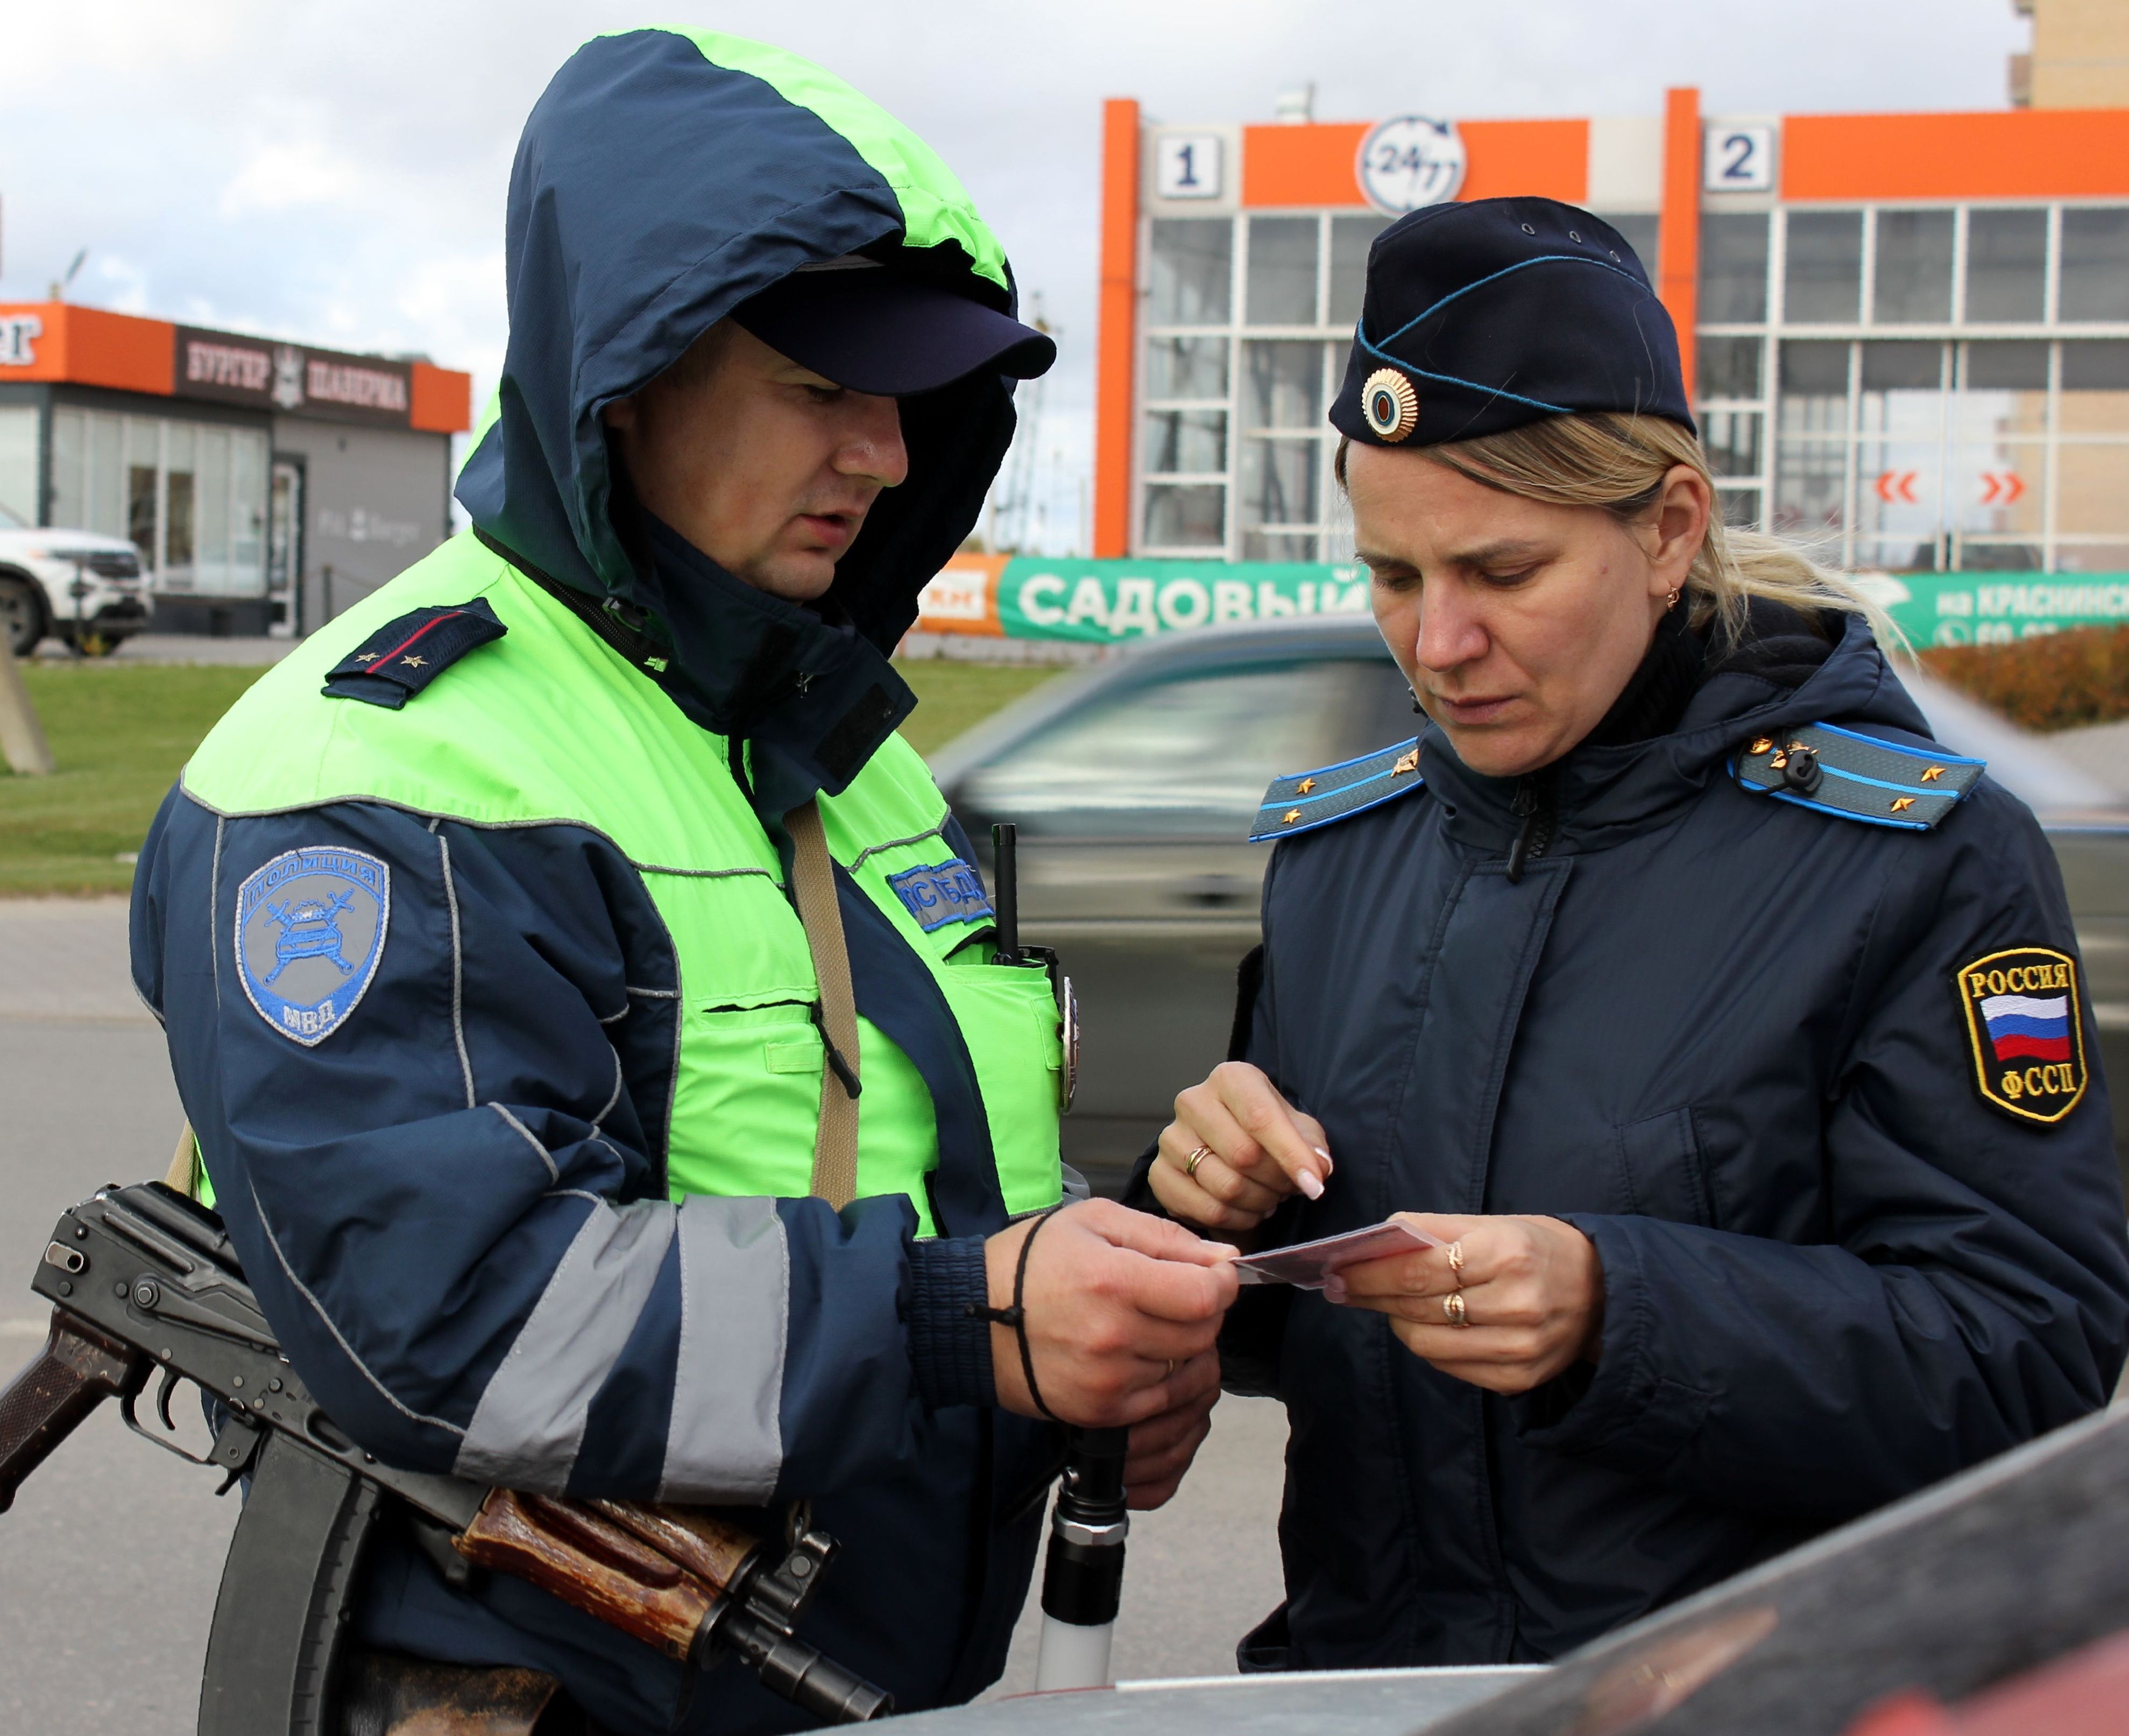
left=456, top=1490, right=755, bottom=1662
left=0, top=1310, right=147, bottom=1514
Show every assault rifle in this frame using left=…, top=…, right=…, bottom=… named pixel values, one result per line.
left=0, top=1180, right=891, bottom=1731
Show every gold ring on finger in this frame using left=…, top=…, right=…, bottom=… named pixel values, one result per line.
left=1447, top=1240, right=1466, bottom=1278
left=1443, top=1291, right=1468, bottom=1328
left=1165, top=1358, right=1176, bottom=1379
left=1185, top=1144, right=1212, bottom=1179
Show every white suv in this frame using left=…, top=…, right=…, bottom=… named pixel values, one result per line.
left=0, top=505, right=152, bottom=656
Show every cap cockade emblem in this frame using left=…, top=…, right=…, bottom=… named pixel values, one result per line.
left=1362, top=368, right=1420, bottom=443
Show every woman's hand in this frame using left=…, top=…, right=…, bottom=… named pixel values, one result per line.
left=1327, top=1213, right=1604, bottom=1395
left=1148, top=1061, right=1333, bottom=1239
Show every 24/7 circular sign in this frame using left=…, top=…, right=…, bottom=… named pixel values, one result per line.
left=1355, top=116, right=1467, bottom=214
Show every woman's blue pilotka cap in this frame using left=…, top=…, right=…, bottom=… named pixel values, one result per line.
left=1330, top=196, right=1695, bottom=450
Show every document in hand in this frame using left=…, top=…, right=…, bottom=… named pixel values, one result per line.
left=1231, top=1217, right=1447, bottom=1289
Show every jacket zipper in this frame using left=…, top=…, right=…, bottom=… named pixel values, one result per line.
left=1504, top=769, right=1558, bottom=884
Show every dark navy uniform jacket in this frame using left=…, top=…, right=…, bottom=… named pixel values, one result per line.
left=1163, top=613, right=2129, bottom=1669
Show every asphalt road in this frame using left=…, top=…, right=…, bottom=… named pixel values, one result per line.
left=0, top=899, right=1289, bottom=1732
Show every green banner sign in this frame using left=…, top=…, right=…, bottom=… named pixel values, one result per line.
left=995, top=559, right=1373, bottom=641
left=971, top=561, right=2129, bottom=649
left=1869, top=573, right=2129, bottom=648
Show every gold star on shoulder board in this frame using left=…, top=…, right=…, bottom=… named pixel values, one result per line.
left=1891, top=796, right=1916, bottom=813
left=400, top=655, right=427, bottom=669
left=354, top=652, right=378, bottom=662
left=1921, top=766, right=1945, bottom=782
left=1392, top=749, right=1420, bottom=777
left=1282, top=809, right=1302, bottom=825
left=1297, top=778, right=1317, bottom=794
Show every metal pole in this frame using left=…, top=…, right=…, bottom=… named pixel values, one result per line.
left=0, top=645, right=55, bottom=775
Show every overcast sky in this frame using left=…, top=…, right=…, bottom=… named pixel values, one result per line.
left=8, top=0, right=2028, bottom=551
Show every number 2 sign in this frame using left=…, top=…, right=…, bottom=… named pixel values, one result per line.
left=1704, top=125, right=1775, bottom=194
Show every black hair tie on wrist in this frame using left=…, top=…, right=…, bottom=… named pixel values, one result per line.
left=967, top=1203, right=1066, bottom=1421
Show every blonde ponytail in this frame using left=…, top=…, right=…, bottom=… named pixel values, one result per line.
left=1338, top=414, right=1904, bottom=658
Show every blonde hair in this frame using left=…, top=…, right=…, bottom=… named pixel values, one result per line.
left=1338, top=413, right=1902, bottom=658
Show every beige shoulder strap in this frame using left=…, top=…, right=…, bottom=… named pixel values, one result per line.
left=164, top=1122, right=199, bottom=1198
left=784, top=799, right=860, bottom=1209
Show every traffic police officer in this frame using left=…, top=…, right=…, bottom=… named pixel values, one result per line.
left=131, top=30, right=1232, bottom=1732
left=1137, top=198, right=2129, bottom=1669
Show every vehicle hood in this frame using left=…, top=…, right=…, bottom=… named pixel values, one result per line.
left=0, top=529, right=141, bottom=556
left=454, top=27, right=1023, bottom=804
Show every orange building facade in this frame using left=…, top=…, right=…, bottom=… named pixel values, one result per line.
left=0, top=301, right=472, bottom=633
left=1094, top=94, right=2129, bottom=576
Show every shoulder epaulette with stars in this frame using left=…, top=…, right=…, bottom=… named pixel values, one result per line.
left=1732, top=722, right=1984, bottom=831
left=1249, top=736, right=1427, bottom=842
left=323, top=599, right=508, bottom=710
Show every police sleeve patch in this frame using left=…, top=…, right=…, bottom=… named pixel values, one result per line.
left=886, top=858, right=994, bottom=932
left=235, top=847, right=391, bottom=1046
left=1956, top=946, right=2087, bottom=1125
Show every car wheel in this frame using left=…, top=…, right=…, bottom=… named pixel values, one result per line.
left=0, top=577, right=44, bottom=658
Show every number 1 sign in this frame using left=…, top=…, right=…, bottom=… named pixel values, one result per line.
left=1355, top=116, right=1468, bottom=215
left=1156, top=134, right=1223, bottom=201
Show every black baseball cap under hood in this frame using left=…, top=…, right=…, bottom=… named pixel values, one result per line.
left=455, top=28, right=1047, bottom=794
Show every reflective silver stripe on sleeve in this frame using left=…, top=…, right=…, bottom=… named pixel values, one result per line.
left=453, top=1198, right=676, bottom=1491
left=659, top=1195, right=788, bottom=1504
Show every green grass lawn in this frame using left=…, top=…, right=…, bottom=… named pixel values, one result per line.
left=0, top=657, right=1058, bottom=896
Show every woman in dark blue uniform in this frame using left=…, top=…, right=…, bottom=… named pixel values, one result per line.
left=1132, top=198, right=2129, bottom=1669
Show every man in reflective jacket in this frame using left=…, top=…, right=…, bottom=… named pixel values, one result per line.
left=130, top=30, right=1233, bottom=1732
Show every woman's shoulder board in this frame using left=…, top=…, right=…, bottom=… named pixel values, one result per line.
left=1249, top=737, right=1428, bottom=842
left=1732, top=722, right=1985, bottom=831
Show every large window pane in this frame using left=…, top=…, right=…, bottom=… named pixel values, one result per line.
left=1953, top=542, right=2044, bottom=572
left=1873, top=210, right=1954, bottom=324
left=1241, top=438, right=1320, bottom=528
left=1242, top=529, right=1322, bottom=562
left=2062, top=210, right=2129, bottom=322
left=1702, top=410, right=1763, bottom=478
left=1785, top=211, right=1863, bottom=324
left=1965, top=209, right=2047, bottom=323
left=1956, top=342, right=2049, bottom=441
left=49, top=408, right=83, bottom=529
left=2061, top=340, right=2129, bottom=434
left=1328, top=215, right=1388, bottom=329
left=961, top=662, right=1354, bottom=840
left=1698, top=336, right=1764, bottom=400
left=1857, top=341, right=1946, bottom=440
left=1946, top=442, right=2044, bottom=540
left=1145, top=336, right=1228, bottom=400
left=1700, top=213, right=1770, bottom=323
left=1589, top=212, right=1659, bottom=278
left=1853, top=437, right=1942, bottom=552
left=166, top=421, right=198, bottom=579
left=1142, top=483, right=1225, bottom=549
left=2056, top=445, right=2129, bottom=535
left=1243, top=341, right=1322, bottom=429
left=1149, top=219, right=1232, bottom=325
left=88, top=414, right=122, bottom=540
left=231, top=429, right=267, bottom=593
left=1246, top=216, right=1318, bottom=327
left=1778, top=340, right=1851, bottom=437
left=1773, top=440, right=1848, bottom=560
left=0, top=407, right=36, bottom=526
left=2056, top=543, right=2129, bottom=572
left=1717, top=487, right=1763, bottom=530
left=1143, top=410, right=1226, bottom=474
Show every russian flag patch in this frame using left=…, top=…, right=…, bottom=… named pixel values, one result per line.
left=1957, top=946, right=2087, bottom=1125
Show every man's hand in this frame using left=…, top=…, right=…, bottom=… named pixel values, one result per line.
left=1148, top=1062, right=1333, bottom=1239
left=1122, top=1351, right=1220, bottom=1510
left=985, top=1200, right=1237, bottom=1428
left=1327, top=1213, right=1604, bottom=1395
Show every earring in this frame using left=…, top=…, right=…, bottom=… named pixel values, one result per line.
left=1665, top=587, right=1681, bottom=611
